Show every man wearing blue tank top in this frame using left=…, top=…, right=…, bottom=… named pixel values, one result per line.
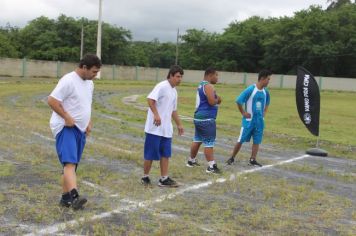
left=187, top=67, right=222, bottom=174
left=226, top=69, right=272, bottom=167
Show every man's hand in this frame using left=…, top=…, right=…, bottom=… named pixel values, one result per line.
left=153, top=114, right=161, bottom=126
left=177, top=125, right=184, bottom=136
left=86, top=121, right=92, bottom=137
left=242, top=111, right=251, bottom=118
left=216, top=95, right=222, bottom=105
left=64, top=113, right=75, bottom=127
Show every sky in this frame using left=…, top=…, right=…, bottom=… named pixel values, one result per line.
left=1, top=0, right=329, bottom=42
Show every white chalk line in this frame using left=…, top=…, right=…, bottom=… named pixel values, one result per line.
left=81, top=181, right=119, bottom=198
left=121, top=94, right=193, bottom=120
left=31, top=131, right=134, bottom=155
left=25, top=154, right=310, bottom=235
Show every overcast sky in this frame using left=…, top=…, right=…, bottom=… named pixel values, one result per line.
left=1, top=0, right=328, bottom=42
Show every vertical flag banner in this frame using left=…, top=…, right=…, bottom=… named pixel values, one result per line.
left=296, top=66, right=320, bottom=136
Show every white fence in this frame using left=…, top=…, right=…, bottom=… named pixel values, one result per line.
left=0, top=57, right=355, bottom=92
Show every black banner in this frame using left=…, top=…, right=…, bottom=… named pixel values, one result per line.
left=296, top=66, right=320, bottom=136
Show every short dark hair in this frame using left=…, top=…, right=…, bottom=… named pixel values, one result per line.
left=204, top=67, right=217, bottom=77
left=258, top=69, right=272, bottom=81
left=79, top=54, right=102, bottom=69
left=167, top=65, right=184, bottom=79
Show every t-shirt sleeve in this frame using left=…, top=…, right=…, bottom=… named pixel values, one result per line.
left=49, top=77, right=72, bottom=102
left=147, top=83, right=161, bottom=101
left=236, top=85, right=253, bottom=105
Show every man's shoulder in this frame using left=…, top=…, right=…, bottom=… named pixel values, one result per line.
left=59, top=71, right=76, bottom=82
left=241, top=84, right=255, bottom=93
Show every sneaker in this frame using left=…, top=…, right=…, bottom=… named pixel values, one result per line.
left=59, top=199, right=72, bottom=208
left=141, top=176, right=151, bottom=186
left=186, top=160, right=200, bottom=167
left=158, top=177, right=179, bottom=187
left=249, top=159, right=262, bottom=167
left=71, top=196, right=87, bottom=210
left=206, top=164, right=222, bottom=174
left=226, top=157, right=235, bottom=165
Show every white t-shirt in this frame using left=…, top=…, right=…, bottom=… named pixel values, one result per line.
left=49, top=71, right=94, bottom=137
left=144, top=80, right=177, bottom=138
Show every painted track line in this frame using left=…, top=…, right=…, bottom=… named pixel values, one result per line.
left=25, top=154, right=310, bottom=235
left=31, top=131, right=134, bottom=154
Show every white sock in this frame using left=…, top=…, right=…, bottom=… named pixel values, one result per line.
left=160, top=176, right=168, bottom=181
left=208, top=160, right=216, bottom=168
left=143, top=174, right=149, bottom=178
left=188, top=157, right=196, bottom=162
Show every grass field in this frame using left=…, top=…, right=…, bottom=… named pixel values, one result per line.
left=0, top=77, right=355, bottom=235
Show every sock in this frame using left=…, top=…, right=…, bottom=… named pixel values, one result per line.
left=62, top=192, right=72, bottom=201
left=143, top=174, right=149, bottom=178
left=160, top=176, right=168, bottom=181
left=70, top=188, right=79, bottom=199
left=208, top=160, right=216, bottom=168
left=188, top=157, right=196, bottom=162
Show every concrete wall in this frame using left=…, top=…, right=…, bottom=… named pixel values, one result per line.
left=1, top=57, right=355, bottom=92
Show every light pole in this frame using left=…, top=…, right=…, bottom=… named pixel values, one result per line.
left=96, top=0, right=103, bottom=78
left=175, top=28, right=179, bottom=65
left=80, top=23, right=84, bottom=59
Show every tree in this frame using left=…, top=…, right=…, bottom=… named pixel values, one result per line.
left=327, top=0, right=353, bottom=10
left=0, top=25, right=20, bottom=58
left=179, top=29, right=219, bottom=69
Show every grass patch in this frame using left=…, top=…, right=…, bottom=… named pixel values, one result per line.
left=0, top=162, right=15, bottom=177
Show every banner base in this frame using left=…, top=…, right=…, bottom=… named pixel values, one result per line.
left=306, top=148, right=328, bottom=157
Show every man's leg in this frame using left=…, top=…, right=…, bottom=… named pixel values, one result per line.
left=190, top=142, right=202, bottom=159
left=249, top=144, right=262, bottom=167
left=160, top=157, right=169, bottom=177
left=158, top=157, right=178, bottom=187
left=251, top=144, right=259, bottom=160
left=143, top=160, right=153, bottom=175
left=226, top=142, right=242, bottom=165
left=204, top=147, right=214, bottom=162
left=63, top=163, right=77, bottom=192
left=231, top=142, right=243, bottom=158
left=187, top=142, right=202, bottom=167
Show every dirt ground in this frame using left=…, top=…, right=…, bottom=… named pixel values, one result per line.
left=0, top=79, right=355, bottom=235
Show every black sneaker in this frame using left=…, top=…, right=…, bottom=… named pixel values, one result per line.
left=206, top=164, right=222, bottom=174
left=141, top=176, right=151, bottom=186
left=249, top=159, right=262, bottom=167
left=59, top=199, right=72, bottom=208
left=158, top=177, right=179, bottom=187
left=186, top=160, right=200, bottom=167
left=226, top=157, right=235, bottom=165
left=71, top=196, right=87, bottom=210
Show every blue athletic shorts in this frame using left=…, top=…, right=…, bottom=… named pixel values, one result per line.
left=144, top=133, right=172, bottom=160
left=193, top=119, right=216, bottom=147
left=55, top=126, right=86, bottom=166
left=237, top=119, right=264, bottom=144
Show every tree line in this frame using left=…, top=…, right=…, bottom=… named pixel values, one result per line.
left=0, top=1, right=355, bottom=78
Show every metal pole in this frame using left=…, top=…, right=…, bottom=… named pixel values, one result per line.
left=280, top=74, right=284, bottom=88
left=175, top=28, right=179, bottom=65
left=57, top=61, right=62, bottom=79
left=22, top=58, right=27, bottom=78
left=96, top=0, right=103, bottom=78
left=80, top=24, right=84, bottom=59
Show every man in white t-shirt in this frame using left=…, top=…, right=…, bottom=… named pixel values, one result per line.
left=48, top=54, right=101, bottom=210
left=141, top=65, right=184, bottom=187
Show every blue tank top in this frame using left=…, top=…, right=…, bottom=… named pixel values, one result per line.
left=194, top=81, right=218, bottom=120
